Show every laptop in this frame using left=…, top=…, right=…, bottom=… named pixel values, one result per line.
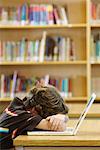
left=27, top=93, right=96, bottom=136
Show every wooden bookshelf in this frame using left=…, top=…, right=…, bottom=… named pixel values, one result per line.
left=0, top=24, right=87, bottom=29
left=0, top=61, right=87, bottom=65
left=0, top=0, right=99, bottom=117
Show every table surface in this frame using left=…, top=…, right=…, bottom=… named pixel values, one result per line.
left=14, top=118, right=100, bottom=147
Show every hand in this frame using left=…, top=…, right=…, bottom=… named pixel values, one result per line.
left=46, top=114, right=69, bottom=131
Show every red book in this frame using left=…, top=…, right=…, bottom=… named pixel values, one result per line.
left=91, top=2, right=96, bottom=20
left=68, top=78, right=72, bottom=97
left=53, top=6, right=60, bottom=24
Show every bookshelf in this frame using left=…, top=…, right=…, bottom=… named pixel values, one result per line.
left=0, top=0, right=100, bottom=117
left=89, top=0, right=100, bottom=101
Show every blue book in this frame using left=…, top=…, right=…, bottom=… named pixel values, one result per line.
left=62, top=79, right=65, bottom=92
left=29, top=5, right=33, bottom=23
left=19, top=38, right=25, bottom=61
left=64, top=78, right=68, bottom=97
left=21, top=4, right=27, bottom=25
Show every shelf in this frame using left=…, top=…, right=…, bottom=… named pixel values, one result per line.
left=91, top=61, right=100, bottom=65
left=0, top=97, right=13, bottom=102
left=64, top=97, right=87, bottom=102
left=0, top=61, right=87, bottom=66
left=91, top=24, right=100, bottom=28
left=0, top=24, right=87, bottom=29
left=0, top=96, right=87, bottom=102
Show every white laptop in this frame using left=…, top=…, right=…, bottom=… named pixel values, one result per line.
left=27, top=93, right=96, bottom=136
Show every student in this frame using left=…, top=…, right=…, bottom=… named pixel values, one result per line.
left=0, top=84, right=69, bottom=149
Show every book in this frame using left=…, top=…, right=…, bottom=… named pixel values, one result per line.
left=39, top=31, right=47, bottom=62
left=46, top=5, right=54, bottom=25
left=19, top=38, right=26, bottom=62
left=21, top=3, right=28, bottom=25
left=60, top=6, right=68, bottom=25
left=34, top=40, right=39, bottom=62
left=90, top=35, right=96, bottom=62
left=96, top=33, right=100, bottom=61
left=90, top=1, right=100, bottom=23
left=10, top=71, right=18, bottom=98
left=0, top=74, right=5, bottom=98
left=53, top=5, right=61, bottom=25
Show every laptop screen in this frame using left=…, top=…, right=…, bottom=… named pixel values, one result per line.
left=73, top=93, right=96, bottom=135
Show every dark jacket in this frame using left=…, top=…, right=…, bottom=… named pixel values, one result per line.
left=0, top=97, right=42, bottom=149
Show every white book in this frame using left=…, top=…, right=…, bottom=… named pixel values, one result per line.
left=39, top=31, right=47, bottom=62
left=34, top=40, right=39, bottom=62
left=61, top=37, right=66, bottom=61
left=58, top=37, right=66, bottom=61
left=44, top=74, right=49, bottom=86
left=60, top=7, right=68, bottom=25
left=10, top=71, right=17, bottom=98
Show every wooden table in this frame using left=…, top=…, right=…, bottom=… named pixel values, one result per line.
left=14, top=118, right=100, bottom=150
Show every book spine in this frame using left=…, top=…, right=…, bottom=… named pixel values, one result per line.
left=1, top=74, right=5, bottom=98
left=96, top=40, right=100, bottom=61
left=34, top=40, right=39, bottom=62
left=10, top=71, right=18, bottom=98
left=66, top=37, right=71, bottom=61
left=32, top=5, right=37, bottom=25
left=68, top=78, right=72, bottom=97
left=64, top=78, right=68, bottom=97
left=53, top=46, right=58, bottom=61
left=60, top=7, right=68, bottom=25
left=20, top=38, right=25, bottom=61
left=90, top=35, right=96, bottom=62
left=21, top=3, right=27, bottom=25
left=69, top=39, right=76, bottom=61
left=39, top=31, right=47, bottom=62
left=53, top=6, right=60, bottom=25
left=91, top=2, right=96, bottom=21
left=46, top=5, right=54, bottom=25
left=40, top=5, right=47, bottom=25
left=29, top=5, right=34, bottom=24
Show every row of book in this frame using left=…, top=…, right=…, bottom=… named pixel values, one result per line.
left=0, top=71, right=85, bottom=99
left=0, top=4, right=68, bottom=25
left=91, top=1, right=100, bottom=23
left=90, top=33, right=100, bottom=62
left=0, top=32, right=76, bottom=62
left=92, top=77, right=100, bottom=97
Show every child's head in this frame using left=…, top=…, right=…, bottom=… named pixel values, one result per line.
left=23, top=85, right=69, bottom=118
